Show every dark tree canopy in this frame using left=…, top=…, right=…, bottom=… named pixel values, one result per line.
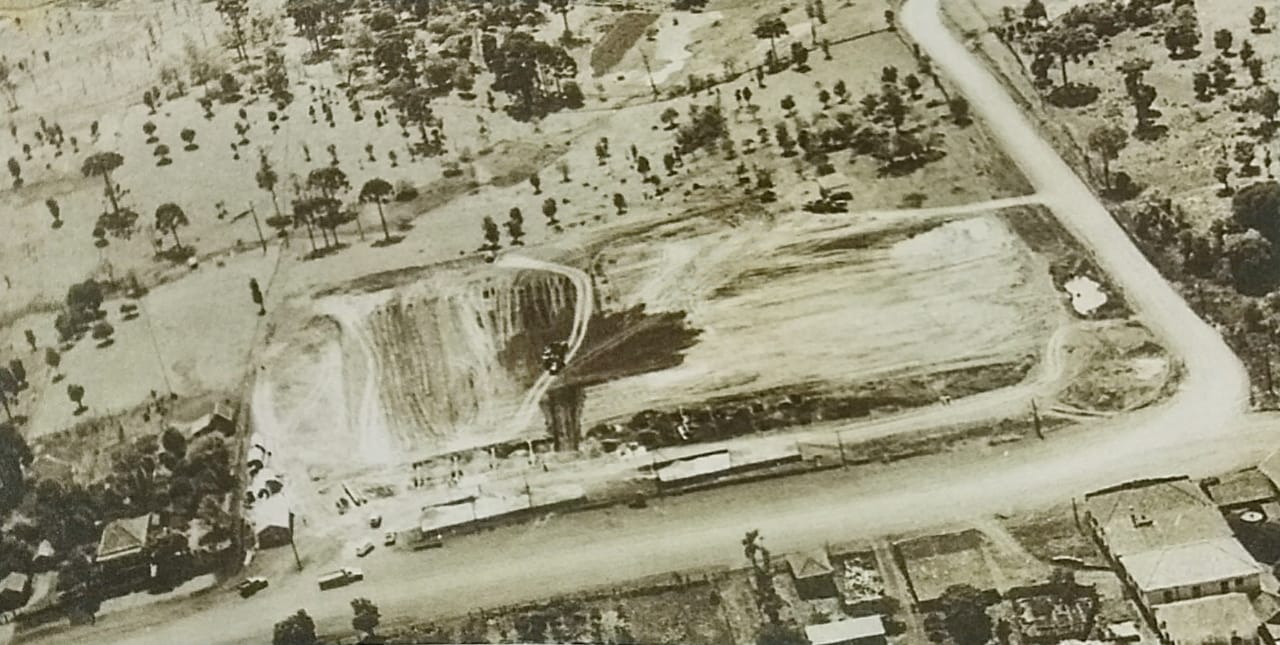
left=1233, top=181, right=1280, bottom=241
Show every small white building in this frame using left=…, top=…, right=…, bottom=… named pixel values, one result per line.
left=803, top=616, right=887, bottom=645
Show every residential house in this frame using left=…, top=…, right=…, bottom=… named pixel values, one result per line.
left=803, top=615, right=887, bottom=645
left=0, top=573, right=30, bottom=611
left=187, top=401, right=236, bottom=440
left=786, top=549, right=837, bottom=599
left=252, top=495, right=293, bottom=549
left=96, top=515, right=153, bottom=565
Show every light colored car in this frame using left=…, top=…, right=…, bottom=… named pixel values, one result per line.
left=384, top=532, right=397, bottom=546
left=355, top=541, right=375, bottom=557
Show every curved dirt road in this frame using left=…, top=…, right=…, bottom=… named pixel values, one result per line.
left=20, top=6, right=1262, bottom=645
left=497, top=254, right=595, bottom=436
left=900, top=0, right=1248, bottom=420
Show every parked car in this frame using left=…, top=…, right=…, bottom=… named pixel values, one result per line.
left=368, top=513, right=382, bottom=529
left=384, top=532, right=397, bottom=547
left=236, top=577, right=269, bottom=598
left=356, top=542, right=375, bottom=557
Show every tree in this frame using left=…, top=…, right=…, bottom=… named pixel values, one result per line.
left=482, top=216, right=501, bottom=251
left=81, top=152, right=126, bottom=220
left=1214, top=29, right=1233, bottom=54
left=1164, top=6, right=1201, bottom=59
left=143, top=121, right=158, bottom=144
left=940, top=584, right=993, bottom=645
left=1037, top=23, right=1099, bottom=86
left=1233, top=181, right=1280, bottom=241
left=612, top=193, right=627, bottom=214
left=1087, top=124, right=1129, bottom=189
left=1226, top=229, right=1278, bottom=294
left=67, top=384, right=86, bottom=414
left=273, top=610, right=317, bottom=645
left=1252, top=7, right=1268, bottom=33
left=548, top=0, right=571, bottom=38
left=215, top=0, right=249, bottom=61
left=307, top=166, right=352, bottom=243
left=1253, top=87, right=1280, bottom=127
left=790, top=42, right=809, bottom=71
left=1236, top=140, right=1258, bottom=175
left=903, top=74, right=922, bottom=99
left=0, top=423, right=30, bottom=512
left=1216, top=160, right=1234, bottom=195
left=155, top=203, right=190, bottom=250
left=6, top=157, right=20, bottom=189
left=43, top=348, right=60, bottom=382
left=351, top=598, right=380, bottom=637
left=180, top=128, right=197, bottom=151
left=256, top=151, right=281, bottom=219
left=45, top=197, right=61, bottom=228
left=542, top=197, right=559, bottom=226
left=24, top=329, right=35, bottom=352
left=1023, top=0, right=1047, bottom=22
left=529, top=172, right=541, bottom=194
left=359, top=178, right=395, bottom=244
left=505, top=208, right=525, bottom=245
left=161, top=427, right=187, bottom=458
left=249, top=278, right=265, bottom=315
left=754, top=16, right=787, bottom=68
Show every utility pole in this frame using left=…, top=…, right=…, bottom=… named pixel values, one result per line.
left=246, top=203, right=267, bottom=254
left=836, top=430, right=847, bottom=468
left=1031, top=399, right=1044, bottom=440
left=289, top=513, right=302, bottom=571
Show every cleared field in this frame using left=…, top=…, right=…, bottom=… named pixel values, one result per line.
left=582, top=206, right=1062, bottom=425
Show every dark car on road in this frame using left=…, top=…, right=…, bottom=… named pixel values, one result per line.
left=236, top=577, right=269, bottom=598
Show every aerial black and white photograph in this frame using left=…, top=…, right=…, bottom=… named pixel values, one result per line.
left=0, top=0, right=1277, bottom=643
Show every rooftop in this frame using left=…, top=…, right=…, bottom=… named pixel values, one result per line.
left=1203, top=469, right=1277, bottom=508
left=786, top=549, right=834, bottom=580
left=0, top=573, right=27, bottom=593
left=1120, top=537, right=1260, bottom=593
left=251, top=494, right=292, bottom=531
left=1084, top=477, right=1231, bottom=557
left=96, top=514, right=152, bottom=562
left=803, top=615, right=885, bottom=645
left=1154, top=593, right=1260, bottom=645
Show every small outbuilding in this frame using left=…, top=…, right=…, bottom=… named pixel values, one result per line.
left=0, top=573, right=31, bottom=611
left=786, top=549, right=837, bottom=599
left=803, top=615, right=887, bottom=645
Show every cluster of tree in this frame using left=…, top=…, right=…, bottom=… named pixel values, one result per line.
left=483, top=31, right=582, bottom=119
left=273, top=598, right=381, bottom=645
left=54, top=279, right=106, bottom=344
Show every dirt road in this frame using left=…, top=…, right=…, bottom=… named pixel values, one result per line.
left=901, top=0, right=1249, bottom=419
left=496, top=254, right=595, bottom=436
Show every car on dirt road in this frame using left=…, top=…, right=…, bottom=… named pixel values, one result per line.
left=541, top=342, right=568, bottom=374
left=236, top=577, right=269, bottom=598
left=368, top=513, right=382, bottom=529
left=355, top=541, right=375, bottom=557
left=384, top=532, right=397, bottom=547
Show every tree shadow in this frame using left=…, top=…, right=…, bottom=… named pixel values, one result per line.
left=371, top=235, right=405, bottom=248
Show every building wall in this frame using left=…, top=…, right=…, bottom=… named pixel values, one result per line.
left=1143, top=574, right=1261, bottom=608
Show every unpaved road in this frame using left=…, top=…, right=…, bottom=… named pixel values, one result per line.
left=17, top=2, right=1261, bottom=643
left=497, top=254, right=595, bottom=436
